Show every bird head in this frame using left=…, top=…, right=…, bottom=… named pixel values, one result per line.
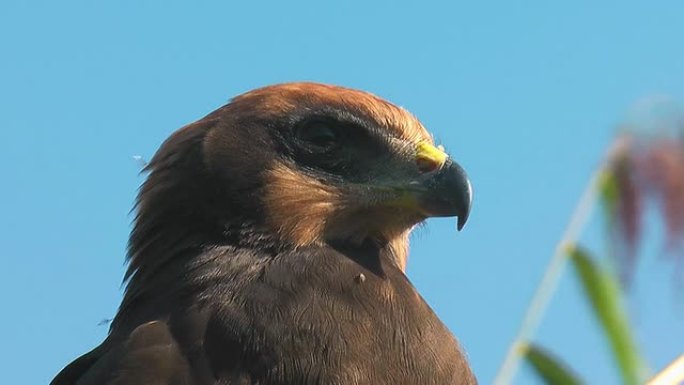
left=133, top=82, right=472, bottom=271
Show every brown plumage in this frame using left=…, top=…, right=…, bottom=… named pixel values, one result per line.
left=52, top=82, right=476, bottom=385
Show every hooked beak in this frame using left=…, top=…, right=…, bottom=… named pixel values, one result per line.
left=415, top=159, right=473, bottom=230
left=392, top=141, right=473, bottom=230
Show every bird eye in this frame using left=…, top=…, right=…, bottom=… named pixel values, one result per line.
left=295, top=121, right=339, bottom=149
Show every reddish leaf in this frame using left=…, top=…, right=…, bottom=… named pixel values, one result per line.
left=603, top=122, right=684, bottom=287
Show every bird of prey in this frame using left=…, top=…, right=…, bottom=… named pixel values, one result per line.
left=52, top=82, right=476, bottom=385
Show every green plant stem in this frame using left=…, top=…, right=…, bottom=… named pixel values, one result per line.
left=492, top=169, right=603, bottom=385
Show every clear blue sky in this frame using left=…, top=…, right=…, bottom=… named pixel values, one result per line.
left=2, top=1, right=683, bottom=384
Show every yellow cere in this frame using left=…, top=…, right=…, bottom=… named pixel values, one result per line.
left=416, top=141, right=448, bottom=168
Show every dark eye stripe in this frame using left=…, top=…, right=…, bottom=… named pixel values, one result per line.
left=296, top=121, right=338, bottom=148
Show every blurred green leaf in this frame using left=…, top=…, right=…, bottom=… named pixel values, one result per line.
left=599, top=169, right=620, bottom=226
left=567, top=245, right=645, bottom=385
left=522, top=343, right=583, bottom=385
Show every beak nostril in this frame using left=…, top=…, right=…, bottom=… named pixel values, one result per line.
left=416, top=157, right=440, bottom=173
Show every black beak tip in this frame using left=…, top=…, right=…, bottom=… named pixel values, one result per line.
left=457, top=216, right=467, bottom=231
left=456, top=178, right=473, bottom=231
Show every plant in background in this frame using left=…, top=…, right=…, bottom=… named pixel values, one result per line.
left=492, top=98, right=684, bottom=385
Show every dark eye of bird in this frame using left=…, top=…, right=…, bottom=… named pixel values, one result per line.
left=295, top=121, right=339, bottom=149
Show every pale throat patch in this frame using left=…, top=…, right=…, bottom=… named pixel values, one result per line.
left=262, top=162, right=418, bottom=270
